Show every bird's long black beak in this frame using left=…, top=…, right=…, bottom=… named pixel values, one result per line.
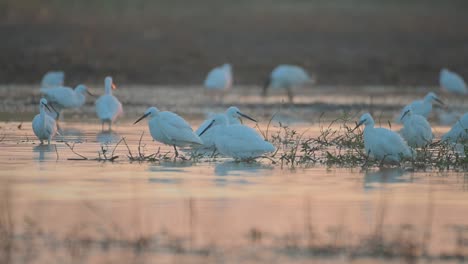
left=434, top=98, right=444, bottom=105
left=134, top=112, right=150, bottom=124
left=400, top=109, right=410, bottom=121
left=237, top=111, right=257, bottom=122
left=87, top=90, right=95, bottom=97
left=262, top=77, right=271, bottom=97
left=351, top=119, right=365, bottom=132
left=41, top=102, right=52, bottom=113
left=198, top=119, right=215, bottom=136
left=48, top=104, right=59, bottom=114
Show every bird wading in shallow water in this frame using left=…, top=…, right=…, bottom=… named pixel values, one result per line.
left=134, top=107, right=203, bottom=158
left=355, top=113, right=413, bottom=165
left=263, top=64, right=314, bottom=103
left=442, top=113, right=468, bottom=143
left=95, top=76, right=123, bottom=131
left=32, top=98, right=57, bottom=145
left=196, top=106, right=257, bottom=152
left=198, top=114, right=275, bottom=160
left=397, top=92, right=444, bottom=121
left=399, top=107, right=433, bottom=148
left=204, top=63, right=233, bottom=102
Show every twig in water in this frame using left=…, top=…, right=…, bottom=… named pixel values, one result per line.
left=64, top=142, right=88, bottom=160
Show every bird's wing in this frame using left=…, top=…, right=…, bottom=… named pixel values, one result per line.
left=40, top=87, right=75, bottom=107
left=96, top=95, right=123, bottom=120
left=41, top=72, right=65, bottom=88
left=204, top=68, right=227, bottom=89
left=159, top=112, right=201, bottom=144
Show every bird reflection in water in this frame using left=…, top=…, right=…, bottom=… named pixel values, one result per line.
left=96, top=130, right=121, bottom=144
left=364, top=167, right=410, bottom=191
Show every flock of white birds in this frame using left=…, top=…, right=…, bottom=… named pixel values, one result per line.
left=31, top=65, right=467, bottom=162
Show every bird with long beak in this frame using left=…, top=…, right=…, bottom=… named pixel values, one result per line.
left=195, top=106, right=257, bottom=152
left=397, top=92, right=444, bottom=122
left=354, top=113, right=413, bottom=165
left=197, top=114, right=275, bottom=160
left=32, top=98, right=57, bottom=145
left=134, top=107, right=203, bottom=158
left=95, top=76, right=123, bottom=131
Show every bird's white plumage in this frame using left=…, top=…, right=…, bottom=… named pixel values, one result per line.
left=268, top=65, right=312, bottom=90
left=196, top=106, right=246, bottom=150
left=398, top=92, right=442, bottom=120
left=400, top=107, right=433, bottom=148
left=41, top=71, right=65, bottom=89
left=442, top=113, right=468, bottom=143
left=40, top=84, right=89, bottom=110
left=201, top=115, right=275, bottom=160
left=32, top=98, right=57, bottom=144
left=359, top=113, right=412, bottom=164
left=95, top=77, right=123, bottom=125
left=204, top=64, right=232, bottom=91
left=143, top=107, right=202, bottom=147
left=440, top=68, right=467, bottom=95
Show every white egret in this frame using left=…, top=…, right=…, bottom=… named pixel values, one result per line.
left=95, top=76, right=123, bottom=131
left=263, top=64, right=314, bottom=103
left=40, top=84, right=93, bottom=120
left=355, top=113, right=413, bottom=164
left=442, top=113, right=468, bottom=143
left=440, top=68, right=467, bottom=95
left=41, top=71, right=64, bottom=89
left=398, top=92, right=443, bottom=120
left=204, top=63, right=232, bottom=100
left=134, top=107, right=203, bottom=157
left=399, top=107, right=433, bottom=148
left=32, top=98, right=57, bottom=145
left=199, top=114, right=275, bottom=160
left=195, top=106, right=257, bottom=151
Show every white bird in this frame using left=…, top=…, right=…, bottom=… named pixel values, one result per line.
left=440, top=68, right=467, bottom=95
left=195, top=106, right=257, bottom=151
left=263, top=64, right=314, bottom=103
left=32, top=98, right=57, bottom=145
left=442, top=113, right=468, bottom=143
left=204, top=63, right=233, bottom=100
left=355, top=113, right=413, bottom=164
left=41, top=71, right=64, bottom=89
left=95, top=76, right=123, bottom=131
left=40, top=84, right=93, bottom=120
left=399, top=107, right=433, bottom=148
left=398, top=92, right=444, bottom=121
left=134, top=107, right=203, bottom=157
left=198, top=114, right=275, bottom=160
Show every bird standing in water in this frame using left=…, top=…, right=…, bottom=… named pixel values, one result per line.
left=95, top=76, right=123, bottom=131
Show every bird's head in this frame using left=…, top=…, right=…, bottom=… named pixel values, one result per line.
left=134, top=107, right=159, bottom=124
left=425, top=92, right=444, bottom=105
left=105, top=76, right=116, bottom=92
left=76, top=84, right=94, bottom=96
left=353, top=113, right=374, bottom=131
left=225, top=106, right=257, bottom=123
left=400, top=106, right=413, bottom=122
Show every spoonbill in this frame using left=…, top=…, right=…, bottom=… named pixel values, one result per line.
left=198, top=114, right=275, bottom=160
left=134, top=107, right=203, bottom=157
left=355, top=113, right=413, bottom=164
left=442, top=113, right=468, bottom=143
left=440, top=68, right=467, bottom=95
left=41, top=71, right=64, bottom=89
left=399, top=107, right=433, bottom=148
left=263, top=64, right=314, bottom=103
left=195, top=106, right=257, bottom=151
left=40, top=84, right=93, bottom=120
left=398, top=92, right=444, bottom=121
left=204, top=63, right=232, bottom=100
left=95, top=76, right=123, bottom=131
left=32, top=98, right=57, bottom=145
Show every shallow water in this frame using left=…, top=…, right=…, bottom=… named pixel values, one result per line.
left=0, top=85, right=467, bottom=263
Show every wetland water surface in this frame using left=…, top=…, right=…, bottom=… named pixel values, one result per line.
left=0, top=85, right=467, bottom=263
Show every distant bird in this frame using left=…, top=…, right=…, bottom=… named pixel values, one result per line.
left=32, top=98, right=57, bottom=145
left=398, top=92, right=444, bottom=121
left=195, top=106, right=257, bottom=151
left=198, top=114, right=275, bottom=160
left=442, top=113, right=468, bottom=143
left=440, top=68, right=467, bottom=95
left=399, top=107, right=433, bottom=148
left=263, top=64, right=314, bottom=103
left=204, top=63, right=233, bottom=100
left=41, top=71, right=65, bottom=89
left=355, top=113, right=413, bottom=164
left=40, top=84, right=93, bottom=120
left=134, top=107, right=203, bottom=157
left=95, top=76, right=123, bottom=131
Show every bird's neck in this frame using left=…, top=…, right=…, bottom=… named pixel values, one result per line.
left=105, top=85, right=112, bottom=95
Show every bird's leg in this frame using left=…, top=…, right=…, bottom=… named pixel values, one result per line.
left=362, top=150, right=371, bottom=168
left=210, top=148, right=217, bottom=159
left=40, top=140, right=44, bottom=145
left=286, top=87, right=294, bottom=104
left=47, top=139, right=51, bottom=145
left=173, top=145, right=179, bottom=158
left=379, top=155, right=388, bottom=168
